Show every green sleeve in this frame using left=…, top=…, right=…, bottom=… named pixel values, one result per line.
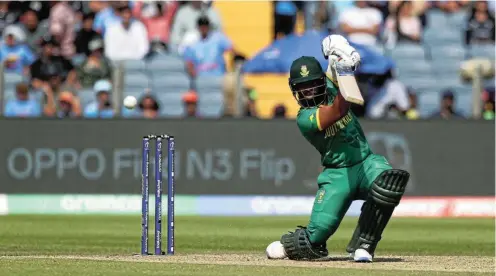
left=325, top=78, right=339, bottom=97
left=297, top=108, right=322, bottom=134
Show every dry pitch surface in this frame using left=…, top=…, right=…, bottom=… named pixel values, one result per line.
left=1, top=254, right=493, bottom=274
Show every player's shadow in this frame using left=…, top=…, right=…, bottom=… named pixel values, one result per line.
left=310, top=256, right=404, bottom=262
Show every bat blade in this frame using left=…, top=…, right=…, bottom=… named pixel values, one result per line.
left=333, top=64, right=364, bottom=106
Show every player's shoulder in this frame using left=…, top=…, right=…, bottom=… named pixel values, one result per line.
left=296, top=107, right=318, bottom=124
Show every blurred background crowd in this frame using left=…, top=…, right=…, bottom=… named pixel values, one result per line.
left=0, top=0, right=494, bottom=120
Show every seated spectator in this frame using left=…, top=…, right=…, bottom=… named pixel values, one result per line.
left=56, top=90, right=81, bottom=118
left=4, top=82, right=42, bottom=117
left=30, top=37, right=77, bottom=92
left=273, top=104, right=287, bottom=118
left=482, top=87, right=495, bottom=120
left=170, top=1, right=222, bottom=51
left=0, top=25, right=34, bottom=75
left=465, top=1, right=495, bottom=45
left=133, top=1, right=178, bottom=48
left=366, top=69, right=409, bottom=119
left=274, top=0, right=297, bottom=39
left=338, top=1, right=383, bottom=47
left=430, top=90, right=464, bottom=119
left=388, top=0, right=428, bottom=25
left=9, top=1, right=51, bottom=22
left=0, top=2, right=22, bottom=36
left=405, top=89, right=420, bottom=120
left=93, top=1, right=125, bottom=35
left=83, top=79, right=114, bottom=118
left=182, top=90, right=198, bottom=118
left=435, top=0, right=464, bottom=13
left=137, top=94, right=160, bottom=119
left=17, top=9, right=49, bottom=55
left=184, top=16, right=233, bottom=77
left=49, top=0, right=76, bottom=59
left=244, top=87, right=258, bottom=117
left=77, top=38, right=112, bottom=88
left=104, top=5, right=149, bottom=61
left=384, top=1, right=422, bottom=46
left=75, top=12, right=101, bottom=56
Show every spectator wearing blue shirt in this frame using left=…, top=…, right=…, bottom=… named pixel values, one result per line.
left=0, top=25, right=35, bottom=75
left=93, top=2, right=125, bottom=35
left=183, top=16, right=233, bottom=78
left=4, top=83, right=42, bottom=118
left=83, top=79, right=114, bottom=118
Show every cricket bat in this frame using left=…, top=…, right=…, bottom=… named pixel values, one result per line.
left=332, top=63, right=364, bottom=106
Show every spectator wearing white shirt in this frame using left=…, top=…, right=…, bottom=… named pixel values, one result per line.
left=338, top=1, right=383, bottom=46
left=384, top=1, right=422, bottom=46
left=366, top=69, right=410, bottom=119
left=104, top=5, right=149, bottom=61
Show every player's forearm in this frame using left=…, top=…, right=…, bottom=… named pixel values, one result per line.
left=318, top=93, right=350, bottom=130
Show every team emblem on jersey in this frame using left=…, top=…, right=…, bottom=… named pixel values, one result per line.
left=316, top=189, right=325, bottom=204
left=309, top=113, right=314, bottom=122
left=300, top=65, right=309, bottom=77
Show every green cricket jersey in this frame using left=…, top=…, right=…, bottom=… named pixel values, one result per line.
left=296, top=79, right=371, bottom=168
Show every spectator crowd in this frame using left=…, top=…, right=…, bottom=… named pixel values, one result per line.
left=0, top=1, right=494, bottom=120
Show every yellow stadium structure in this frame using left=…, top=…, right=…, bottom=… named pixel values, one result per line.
left=244, top=74, right=300, bottom=119
left=214, top=1, right=273, bottom=58
left=215, top=1, right=306, bottom=119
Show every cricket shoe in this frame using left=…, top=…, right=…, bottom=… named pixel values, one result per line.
left=352, top=248, right=373, bottom=262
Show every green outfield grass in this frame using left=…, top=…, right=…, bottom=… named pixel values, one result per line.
left=0, top=216, right=493, bottom=275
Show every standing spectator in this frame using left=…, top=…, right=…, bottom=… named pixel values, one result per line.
left=0, top=2, right=22, bottom=36
left=30, top=37, right=77, bottom=91
left=430, top=90, right=464, bottom=119
left=76, top=38, right=112, bottom=88
left=17, top=9, right=49, bottom=55
left=56, top=90, right=81, bottom=118
left=133, top=1, right=178, bottom=48
left=338, top=1, right=383, bottom=47
left=465, top=1, right=495, bottom=45
left=137, top=94, right=160, bottom=119
left=183, top=16, right=233, bottom=77
left=49, top=1, right=76, bottom=59
left=93, top=1, right=125, bottom=35
left=273, top=0, right=298, bottom=39
left=4, top=83, right=42, bottom=118
left=104, top=5, right=149, bottom=61
left=83, top=79, right=114, bottom=118
left=182, top=90, right=198, bottom=118
left=75, top=12, right=100, bottom=56
left=366, top=69, right=410, bottom=119
left=384, top=1, right=422, bottom=46
left=169, top=1, right=222, bottom=51
left=0, top=25, right=34, bottom=75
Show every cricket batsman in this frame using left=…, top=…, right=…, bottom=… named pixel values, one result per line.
left=276, top=35, right=410, bottom=262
